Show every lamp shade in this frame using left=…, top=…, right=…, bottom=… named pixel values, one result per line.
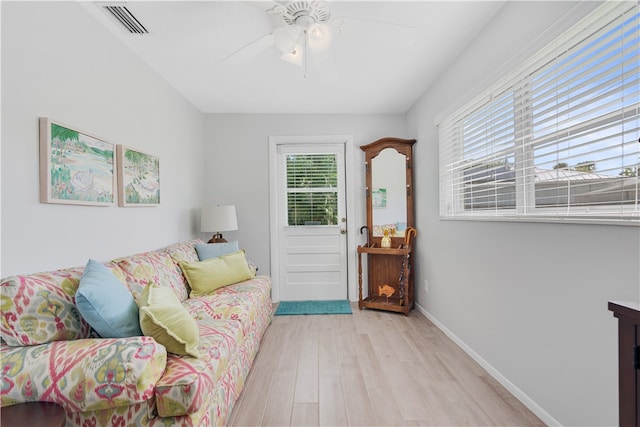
left=201, top=205, right=238, bottom=232
left=273, top=25, right=301, bottom=54
left=307, top=23, right=333, bottom=51
left=281, top=44, right=303, bottom=66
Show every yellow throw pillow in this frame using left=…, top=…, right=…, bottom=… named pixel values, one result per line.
left=179, top=250, right=254, bottom=298
left=138, top=284, right=200, bottom=357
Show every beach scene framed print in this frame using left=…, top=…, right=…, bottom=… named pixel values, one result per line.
left=116, top=145, right=160, bottom=207
left=39, top=118, right=115, bottom=206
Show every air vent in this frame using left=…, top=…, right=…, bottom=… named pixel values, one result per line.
left=102, top=4, right=148, bottom=34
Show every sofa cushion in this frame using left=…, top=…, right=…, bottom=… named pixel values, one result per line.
left=76, top=259, right=143, bottom=338
left=194, top=241, right=239, bottom=261
left=153, top=318, right=243, bottom=417
left=0, top=336, right=165, bottom=412
left=179, top=250, right=254, bottom=298
left=139, top=284, right=200, bottom=357
left=1, top=267, right=91, bottom=346
left=164, top=239, right=202, bottom=264
left=115, top=250, right=189, bottom=302
left=154, top=276, right=272, bottom=417
left=182, top=275, right=272, bottom=337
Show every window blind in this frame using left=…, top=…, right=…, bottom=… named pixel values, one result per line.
left=439, top=0, right=639, bottom=223
left=286, top=153, right=338, bottom=226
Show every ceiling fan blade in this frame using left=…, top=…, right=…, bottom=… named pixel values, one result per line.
left=222, top=33, right=275, bottom=65
left=241, top=1, right=281, bottom=13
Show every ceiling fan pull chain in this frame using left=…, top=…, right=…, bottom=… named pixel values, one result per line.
left=303, top=30, right=309, bottom=79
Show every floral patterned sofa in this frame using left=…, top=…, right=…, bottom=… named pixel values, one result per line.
left=0, top=239, right=272, bottom=426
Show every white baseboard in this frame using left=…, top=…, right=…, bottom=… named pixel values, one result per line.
left=415, top=303, right=562, bottom=427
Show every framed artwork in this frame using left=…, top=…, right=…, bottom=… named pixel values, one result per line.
left=116, top=145, right=160, bottom=206
left=39, top=118, right=115, bottom=206
left=372, top=188, right=387, bottom=208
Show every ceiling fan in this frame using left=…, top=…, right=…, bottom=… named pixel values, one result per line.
left=222, top=1, right=416, bottom=78
left=270, top=1, right=340, bottom=69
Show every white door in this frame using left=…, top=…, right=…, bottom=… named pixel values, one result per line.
left=275, top=143, right=348, bottom=301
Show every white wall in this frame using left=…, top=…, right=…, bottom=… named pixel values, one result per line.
left=407, top=1, right=639, bottom=426
left=1, top=2, right=204, bottom=276
left=202, top=114, right=407, bottom=279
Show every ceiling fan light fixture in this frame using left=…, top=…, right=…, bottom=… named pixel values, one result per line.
left=267, top=0, right=336, bottom=77
left=307, top=22, right=333, bottom=51
left=273, top=25, right=301, bottom=54
left=281, top=44, right=304, bottom=66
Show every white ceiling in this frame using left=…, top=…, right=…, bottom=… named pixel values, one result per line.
left=82, top=1, right=505, bottom=114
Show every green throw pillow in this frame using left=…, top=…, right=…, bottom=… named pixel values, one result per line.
left=179, top=250, right=253, bottom=297
left=138, top=284, right=200, bottom=357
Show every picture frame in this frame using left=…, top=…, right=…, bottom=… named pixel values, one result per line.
left=39, top=117, right=116, bottom=206
left=372, top=188, right=387, bottom=208
left=116, top=145, right=160, bottom=207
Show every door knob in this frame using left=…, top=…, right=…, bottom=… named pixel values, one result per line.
left=341, top=229, right=347, bottom=234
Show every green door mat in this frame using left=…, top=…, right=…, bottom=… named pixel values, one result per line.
left=274, top=300, right=352, bottom=316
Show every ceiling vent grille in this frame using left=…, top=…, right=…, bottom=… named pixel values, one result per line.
left=102, top=4, right=148, bottom=34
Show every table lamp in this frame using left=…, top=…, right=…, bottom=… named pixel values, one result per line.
left=201, top=205, right=238, bottom=243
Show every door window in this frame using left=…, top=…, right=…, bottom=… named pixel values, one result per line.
left=286, top=153, right=338, bottom=226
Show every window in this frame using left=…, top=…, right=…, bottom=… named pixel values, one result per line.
left=286, top=153, right=338, bottom=226
left=439, top=1, right=639, bottom=223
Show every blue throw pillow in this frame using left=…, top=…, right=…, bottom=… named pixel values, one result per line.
left=195, top=241, right=239, bottom=261
left=76, top=259, right=142, bottom=338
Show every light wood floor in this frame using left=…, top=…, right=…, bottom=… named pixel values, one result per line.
left=228, top=304, right=544, bottom=427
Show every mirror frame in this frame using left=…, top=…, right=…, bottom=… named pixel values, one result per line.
left=360, top=137, right=416, bottom=248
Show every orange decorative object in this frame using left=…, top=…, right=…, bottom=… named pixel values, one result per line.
left=378, top=284, right=395, bottom=302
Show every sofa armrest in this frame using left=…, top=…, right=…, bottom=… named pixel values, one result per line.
left=1, top=336, right=166, bottom=413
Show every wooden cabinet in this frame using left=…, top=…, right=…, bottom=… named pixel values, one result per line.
left=357, top=137, right=416, bottom=316
left=608, top=301, right=640, bottom=426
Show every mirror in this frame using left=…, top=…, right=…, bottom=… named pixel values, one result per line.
left=371, top=148, right=407, bottom=237
left=360, top=137, right=415, bottom=247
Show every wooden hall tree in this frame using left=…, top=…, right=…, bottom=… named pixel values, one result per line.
left=357, top=137, right=416, bottom=316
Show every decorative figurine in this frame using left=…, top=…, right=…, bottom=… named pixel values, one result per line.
left=378, top=284, right=395, bottom=302
left=381, top=228, right=391, bottom=248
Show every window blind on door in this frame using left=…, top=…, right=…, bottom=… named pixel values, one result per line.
left=286, top=153, right=338, bottom=226
left=439, top=0, right=639, bottom=223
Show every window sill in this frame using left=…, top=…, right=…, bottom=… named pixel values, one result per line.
left=439, top=214, right=640, bottom=227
